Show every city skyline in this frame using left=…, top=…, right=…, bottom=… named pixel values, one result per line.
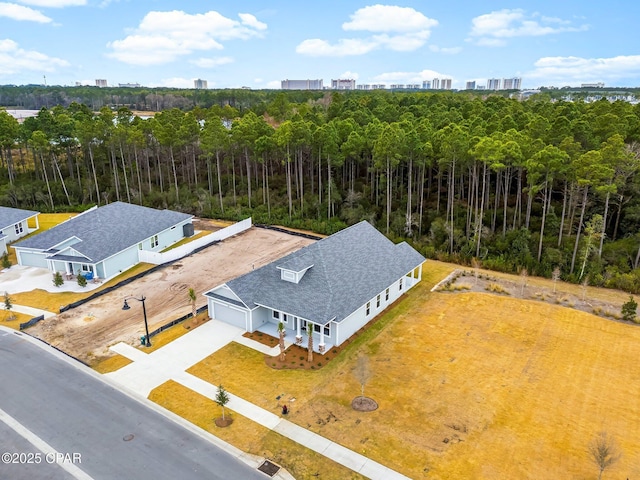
left=1, top=1, right=639, bottom=90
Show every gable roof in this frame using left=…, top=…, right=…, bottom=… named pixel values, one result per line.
left=14, top=202, right=192, bottom=263
left=208, top=221, right=425, bottom=324
left=0, top=206, right=39, bottom=231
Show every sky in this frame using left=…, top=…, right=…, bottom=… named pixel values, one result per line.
left=1, top=0, right=640, bottom=90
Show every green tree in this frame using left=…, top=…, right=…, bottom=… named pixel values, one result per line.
left=214, top=385, right=230, bottom=422
left=77, top=274, right=87, bottom=288
left=621, top=296, right=638, bottom=322
left=53, top=271, right=63, bottom=287
left=4, top=291, right=13, bottom=319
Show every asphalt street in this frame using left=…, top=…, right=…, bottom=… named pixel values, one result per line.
left=0, top=329, right=266, bottom=480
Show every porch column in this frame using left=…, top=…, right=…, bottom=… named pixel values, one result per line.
left=418, top=263, right=423, bottom=281
left=319, top=327, right=325, bottom=353
left=295, top=317, right=302, bottom=345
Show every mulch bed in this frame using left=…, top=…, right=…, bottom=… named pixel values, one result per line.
left=214, top=417, right=233, bottom=427
left=351, top=396, right=378, bottom=412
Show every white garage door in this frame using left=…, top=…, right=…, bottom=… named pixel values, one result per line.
left=213, top=301, right=247, bottom=330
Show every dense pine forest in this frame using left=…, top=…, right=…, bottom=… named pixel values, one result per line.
left=1, top=88, right=640, bottom=292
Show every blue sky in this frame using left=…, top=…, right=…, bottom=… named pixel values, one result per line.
left=1, top=0, right=639, bottom=90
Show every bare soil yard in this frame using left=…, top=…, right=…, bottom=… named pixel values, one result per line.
left=28, top=227, right=314, bottom=364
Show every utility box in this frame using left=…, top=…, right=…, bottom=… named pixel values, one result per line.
left=183, top=223, right=195, bottom=237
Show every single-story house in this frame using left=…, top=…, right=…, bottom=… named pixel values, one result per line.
left=0, top=206, right=40, bottom=255
left=205, top=221, right=425, bottom=353
left=13, top=202, right=193, bottom=280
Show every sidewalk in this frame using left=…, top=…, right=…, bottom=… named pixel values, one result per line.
left=106, top=319, right=410, bottom=480
left=2, top=304, right=57, bottom=319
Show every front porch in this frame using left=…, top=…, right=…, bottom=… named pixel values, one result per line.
left=256, top=321, right=335, bottom=355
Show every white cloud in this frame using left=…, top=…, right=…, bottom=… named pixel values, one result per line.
left=339, top=70, right=359, bottom=80
left=468, top=9, right=588, bottom=46
left=265, top=80, right=281, bottom=89
left=0, top=2, right=51, bottom=22
left=296, top=38, right=378, bottom=56
left=528, top=54, right=640, bottom=84
left=191, top=56, right=234, bottom=68
left=107, top=10, right=267, bottom=65
left=342, top=5, right=437, bottom=33
left=152, top=77, right=195, bottom=89
left=297, top=4, right=438, bottom=57
left=429, top=45, right=462, bottom=55
left=239, top=13, right=266, bottom=31
left=17, top=0, right=85, bottom=6
left=0, top=38, right=69, bottom=76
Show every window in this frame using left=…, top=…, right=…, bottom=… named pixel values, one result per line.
left=81, top=264, right=92, bottom=272
left=14, top=223, right=23, bottom=235
left=313, top=324, right=321, bottom=333
left=376, top=294, right=381, bottom=308
left=366, top=302, right=370, bottom=316
left=150, top=235, right=159, bottom=248
left=273, top=310, right=280, bottom=320
left=324, top=324, right=330, bottom=336
left=399, top=278, right=403, bottom=291
left=138, top=243, right=143, bottom=250
left=385, top=288, right=389, bottom=301
left=282, top=313, right=289, bottom=324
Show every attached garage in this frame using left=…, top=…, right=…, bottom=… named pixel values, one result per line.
left=210, top=300, right=247, bottom=330
left=17, top=250, right=48, bottom=269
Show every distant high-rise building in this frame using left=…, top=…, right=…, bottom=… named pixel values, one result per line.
left=422, top=80, right=432, bottom=89
left=432, top=78, right=440, bottom=90
left=357, top=84, right=371, bottom=90
left=466, top=81, right=476, bottom=90
left=118, top=83, right=141, bottom=88
left=194, top=79, right=208, bottom=89
left=581, top=82, right=605, bottom=88
left=331, top=79, right=356, bottom=90
left=487, top=78, right=501, bottom=90
left=408, top=84, right=421, bottom=89
left=502, top=77, right=522, bottom=90
left=281, top=79, right=323, bottom=90
left=372, top=84, right=386, bottom=90
left=95, top=79, right=107, bottom=88
left=440, top=78, right=452, bottom=90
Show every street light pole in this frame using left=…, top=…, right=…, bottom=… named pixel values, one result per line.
left=122, top=295, right=151, bottom=347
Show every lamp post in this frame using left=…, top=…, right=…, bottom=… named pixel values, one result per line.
left=122, top=295, right=151, bottom=347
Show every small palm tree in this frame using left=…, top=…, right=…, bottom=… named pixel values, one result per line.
left=188, top=287, right=197, bottom=320
left=307, top=325, right=314, bottom=363
left=277, top=321, right=286, bottom=362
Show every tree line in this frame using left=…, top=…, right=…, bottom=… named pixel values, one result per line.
left=1, top=90, right=640, bottom=292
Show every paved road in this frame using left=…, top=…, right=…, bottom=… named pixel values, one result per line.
left=0, top=329, right=266, bottom=480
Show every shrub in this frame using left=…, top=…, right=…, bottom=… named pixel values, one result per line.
left=77, top=274, right=87, bottom=288
left=485, top=283, right=509, bottom=295
left=621, top=296, right=638, bottom=322
left=53, top=272, right=63, bottom=287
left=1, top=252, right=11, bottom=269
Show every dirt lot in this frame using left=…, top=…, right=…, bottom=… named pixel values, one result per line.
left=29, top=227, right=314, bottom=364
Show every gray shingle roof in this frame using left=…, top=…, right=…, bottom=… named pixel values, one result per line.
left=209, top=221, right=425, bottom=324
left=14, top=202, right=192, bottom=263
left=0, top=206, right=39, bottom=230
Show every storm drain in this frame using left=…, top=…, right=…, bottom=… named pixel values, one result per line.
left=257, top=460, right=280, bottom=477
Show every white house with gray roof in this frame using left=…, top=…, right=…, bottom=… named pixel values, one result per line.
left=13, top=202, right=193, bottom=280
left=204, top=221, right=425, bottom=353
left=0, top=206, right=40, bottom=255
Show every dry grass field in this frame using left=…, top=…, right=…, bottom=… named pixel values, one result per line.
left=186, top=260, right=640, bottom=479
